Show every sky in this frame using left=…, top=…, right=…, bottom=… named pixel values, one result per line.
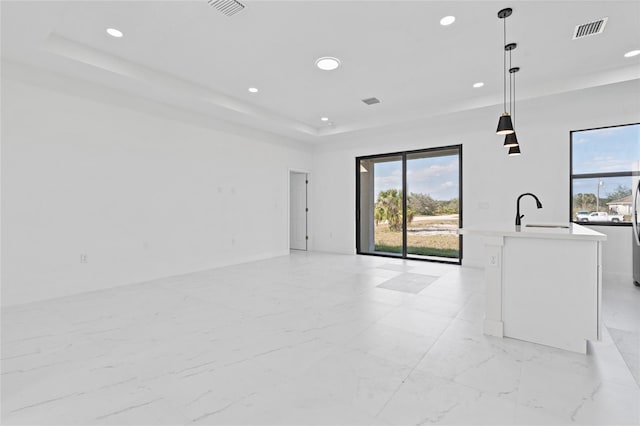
left=572, top=123, right=640, bottom=198
left=572, top=124, right=639, bottom=175
left=374, top=154, right=459, bottom=201
left=573, top=176, right=637, bottom=200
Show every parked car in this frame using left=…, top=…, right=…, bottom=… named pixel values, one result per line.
left=575, top=211, right=589, bottom=221
left=577, top=211, right=624, bottom=222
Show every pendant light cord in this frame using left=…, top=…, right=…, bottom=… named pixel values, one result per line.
left=503, top=18, right=507, bottom=113
left=513, top=67, right=516, bottom=126
left=509, top=47, right=512, bottom=119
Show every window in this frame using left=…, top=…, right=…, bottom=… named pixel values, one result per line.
left=356, top=145, right=462, bottom=264
left=570, top=123, right=640, bottom=225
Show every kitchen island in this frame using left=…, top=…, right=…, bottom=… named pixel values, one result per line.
left=460, top=223, right=606, bottom=353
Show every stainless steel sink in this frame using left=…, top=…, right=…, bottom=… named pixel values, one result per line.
left=525, top=224, right=570, bottom=229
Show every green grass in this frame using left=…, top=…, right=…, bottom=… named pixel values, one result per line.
left=374, top=244, right=459, bottom=258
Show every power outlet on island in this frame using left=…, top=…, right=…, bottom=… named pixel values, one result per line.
left=488, top=254, right=499, bottom=268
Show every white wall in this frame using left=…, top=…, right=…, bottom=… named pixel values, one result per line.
left=1, top=70, right=312, bottom=306
left=2, top=66, right=637, bottom=307
left=311, top=80, right=640, bottom=276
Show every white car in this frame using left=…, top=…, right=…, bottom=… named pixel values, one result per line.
left=575, top=211, right=590, bottom=222
left=577, top=211, right=624, bottom=222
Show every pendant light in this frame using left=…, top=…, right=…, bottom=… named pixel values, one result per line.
left=504, top=44, right=520, bottom=148
left=505, top=66, right=521, bottom=152
left=508, top=144, right=521, bottom=156
left=504, top=132, right=519, bottom=148
left=496, top=8, right=514, bottom=135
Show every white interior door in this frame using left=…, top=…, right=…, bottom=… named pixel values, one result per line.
left=290, top=172, right=308, bottom=250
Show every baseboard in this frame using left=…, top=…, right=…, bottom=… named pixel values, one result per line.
left=462, top=257, right=483, bottom=268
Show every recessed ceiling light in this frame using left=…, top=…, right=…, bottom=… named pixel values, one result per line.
left=473, top=82, right=484, bottom=88
left=321, top=117, right=329, bottom=121
left=440, top=16, right=456, bottom=26
left=316, top=57, right=341, bottom=71
left=624, top=49, right=640, bottom=58
left=106, top=28, right=123, bottom=38
left=248, top=87, right=259, bottom=93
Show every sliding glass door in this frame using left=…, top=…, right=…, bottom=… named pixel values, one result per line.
left=356, top=146, right=462, bottom=263
left=405, top=148, right=461, bottom=260
left=358, top=154, right=403, bottom=257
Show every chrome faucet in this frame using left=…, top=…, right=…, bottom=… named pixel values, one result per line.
left=516, top=193, right=543, bottom=226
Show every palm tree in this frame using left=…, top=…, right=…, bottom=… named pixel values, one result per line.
left=375, top=189, right=414, bottom=231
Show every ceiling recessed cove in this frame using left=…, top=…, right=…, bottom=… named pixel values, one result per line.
left=362, top=97, right=381, bottom=106
left=207, top=0, right=245, bottom=17
left=316, top=57, right=341, bottom=71
left=572, top=17, right=608, bottom=40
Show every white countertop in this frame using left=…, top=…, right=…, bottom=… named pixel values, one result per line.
left=459, top=223, right=607, bottom=241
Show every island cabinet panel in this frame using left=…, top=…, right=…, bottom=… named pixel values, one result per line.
left=459, top=223, right=605, bottom=354
left=502, top=237, right=600, bottom=353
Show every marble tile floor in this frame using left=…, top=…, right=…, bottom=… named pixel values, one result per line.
left=602, top=272, right=640, bottom=387
left=2, top=252, right=639, bottom=425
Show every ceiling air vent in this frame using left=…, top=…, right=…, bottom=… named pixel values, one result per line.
left=362, top=97, right=381, bottom=106
left=208, top=0, right=245, bottom=17
left=572, top=17, right=608, bottom=39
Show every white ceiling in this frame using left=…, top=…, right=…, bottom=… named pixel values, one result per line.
left=2, top=0, right=639, bottom=142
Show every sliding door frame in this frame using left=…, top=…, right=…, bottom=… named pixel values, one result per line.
left=355, top=144, right=463, bottom=265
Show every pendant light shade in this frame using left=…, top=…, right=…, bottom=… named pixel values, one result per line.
left=497, top=113, right=514, bottom=135
left=508, top=144, right=521, bottom=156
left=504, top=131, right=519, bottom=147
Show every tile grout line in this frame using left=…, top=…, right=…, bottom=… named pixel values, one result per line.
left=373, top=314, right=457, bottom=419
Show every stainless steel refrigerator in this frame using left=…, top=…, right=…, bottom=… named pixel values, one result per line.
left=633, top=178, right=640, bottom=286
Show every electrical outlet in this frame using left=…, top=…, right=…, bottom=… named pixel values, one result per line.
left=488, top=255, right=498, bottom=267
left=80, top=253, right=88, bottom=264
